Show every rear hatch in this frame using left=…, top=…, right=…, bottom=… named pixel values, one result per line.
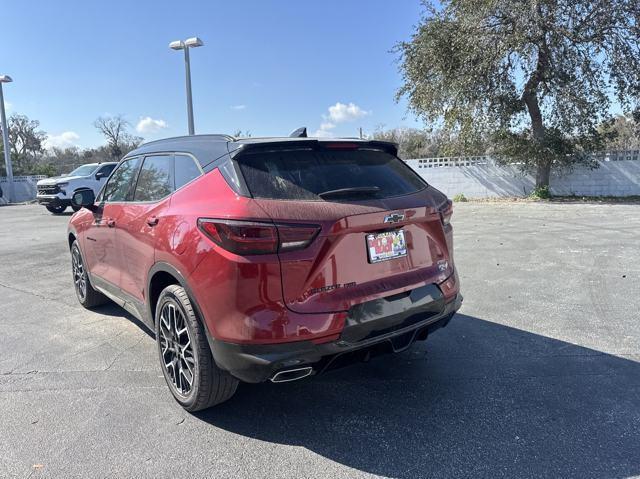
left=234, top=142, right=452, bottom=313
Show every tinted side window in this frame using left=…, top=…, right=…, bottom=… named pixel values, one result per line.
left=175, top=154, right=202, bottom=190
left=134, top=155, right=174, bottom=202
left=97, top=164, right=116, bottom=177
left=101, top=158, right=142, bottom=202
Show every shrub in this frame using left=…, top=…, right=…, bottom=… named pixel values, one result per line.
left=529, top=185, right=551, bottom=199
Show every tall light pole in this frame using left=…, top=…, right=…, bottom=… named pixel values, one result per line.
left=169, top=37, right=204, bottom=135
left=0, top=75, right=14, bottom=203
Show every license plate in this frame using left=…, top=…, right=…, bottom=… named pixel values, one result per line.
left=366, top=230, right=407, bottom=263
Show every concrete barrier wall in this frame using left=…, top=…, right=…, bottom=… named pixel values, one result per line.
left=0, top=176, right=46, bottom=203
left=406, top=157, right=640, bottom=198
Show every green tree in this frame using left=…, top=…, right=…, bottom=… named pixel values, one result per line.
left=0, top=114, right=46, bottom=175
left=598, top=114, right=640, bottom=151
left=372, top=125, right=489, bottom=159
left=42, top=146, right=84, bottom=176
left=396, top=0, right=640, bottom=187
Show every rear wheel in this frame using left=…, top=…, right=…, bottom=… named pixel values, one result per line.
left=46, top=204, right=67, bottom=214
left=71, top=240, right=109, bottom=308
left=70, top=203, right=82, bottom=212
left=155, top=285, right=238, bottom=411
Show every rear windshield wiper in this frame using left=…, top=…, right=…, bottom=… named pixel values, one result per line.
left=318, top=186, right=381, bottom=199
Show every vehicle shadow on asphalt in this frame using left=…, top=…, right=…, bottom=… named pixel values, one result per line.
left=93, top=303, right=155, bottom=339
left=195, top=313, right=640, bottom=478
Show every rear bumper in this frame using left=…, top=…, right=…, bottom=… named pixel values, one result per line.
left=211, top=288, right=462, bottom=383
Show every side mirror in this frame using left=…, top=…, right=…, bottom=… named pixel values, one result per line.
left=71, top=189, right=96, bottom=210
left=95, top=171, right=106, bottom=180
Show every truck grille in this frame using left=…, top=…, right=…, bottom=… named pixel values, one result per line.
left=38, top=185, right=60, bottom=195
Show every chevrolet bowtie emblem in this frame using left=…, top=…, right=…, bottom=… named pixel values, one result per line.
left=384, top=213, right=405, bottom=224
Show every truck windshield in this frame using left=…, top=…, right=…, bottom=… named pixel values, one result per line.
left=68, top=164, right=99, bottom=177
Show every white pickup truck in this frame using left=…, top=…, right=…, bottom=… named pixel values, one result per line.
left=36, top=162, right=117, bottom=214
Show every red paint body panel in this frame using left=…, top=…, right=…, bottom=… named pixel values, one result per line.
left=117, top=199, right=171, bottom=302
left=80, top=203, right=124, bottom=286
left=70, top=162, right=459, bottom=345
left=255, top=191, right=453, bottom=314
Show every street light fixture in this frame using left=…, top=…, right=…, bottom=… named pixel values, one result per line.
left=169, top=37, right=204, bottom=135
left=0, top=74, right=14, bottom=203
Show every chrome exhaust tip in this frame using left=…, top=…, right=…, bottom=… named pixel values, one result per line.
left=270, top=367, right=313, bottom=383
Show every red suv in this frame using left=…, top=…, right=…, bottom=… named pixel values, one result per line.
left=68, top=133, right=461, bottom=411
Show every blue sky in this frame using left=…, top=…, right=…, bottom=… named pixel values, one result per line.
left=1, top=0, right=425, bottom=149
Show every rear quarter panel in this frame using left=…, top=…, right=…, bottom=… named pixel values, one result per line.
left=153, top=169, right=286, bottom=341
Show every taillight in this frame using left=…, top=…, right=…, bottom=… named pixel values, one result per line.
left=198, top=219, right=277, bottom=255
left=197, top=219, right=320, bottom=255
left=277, top=224, right=320, bottom=252
left=439, top=200, right=453, bottom=226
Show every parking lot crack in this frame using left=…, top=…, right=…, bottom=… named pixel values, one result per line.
left=104, top=336, right=146, bottom=371
left=0, top=280, right=76, bottom=309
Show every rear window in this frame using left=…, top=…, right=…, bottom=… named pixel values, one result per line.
left=237, top=149, right=425, bottom=200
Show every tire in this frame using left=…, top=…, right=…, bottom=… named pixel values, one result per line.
left=71, top=240, right=109, bottom=308
left=155, top=284, right=238, bottom=411
left=71, top=203, right=82, bottom=212
left=46, top=204, right=67, bottom=214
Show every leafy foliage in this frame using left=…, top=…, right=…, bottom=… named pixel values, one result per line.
left=371, top=125, right=489, bottom=159
left=529, top=185, right=551, bottom=199
left=0, top=114, right=46, bottom=175
left=598, top=114, right=640, bottom=150
left=396, top=0, right=640, bottom=186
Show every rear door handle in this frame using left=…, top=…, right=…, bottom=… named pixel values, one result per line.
left=106, top=218, right=116, bottom=228
left=146, top=216, right=159, bottom=227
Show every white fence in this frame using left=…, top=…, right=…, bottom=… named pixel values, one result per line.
left=406, top=150, right=640, bottom=198
left=0, top=176, right=46, bottom=203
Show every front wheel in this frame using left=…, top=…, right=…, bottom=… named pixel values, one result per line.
left=46, top=204, right=67, bottom=214
left=71, top=240, right=109, bottom=308
left=155, top=285, right=238, bottom=411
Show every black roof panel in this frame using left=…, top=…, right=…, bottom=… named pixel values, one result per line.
left=125, top=134, right=398, bottom=169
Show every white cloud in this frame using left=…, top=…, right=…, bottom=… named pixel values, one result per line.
left=327, top=102, right=370, bottom=123
left=4, top=101, right=11, bottom=112
left=313, top=128, right=334, bottom=138
left=312, top=102, right=370, bottom=138
left=44, top=131, right=80, bottom=150
left=136, top=116, right=168, bottom=134
left=313, top=121, right=337, bottom=138
left=230, top=105, right=246, bottom=110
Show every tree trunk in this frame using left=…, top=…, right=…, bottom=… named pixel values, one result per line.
left=522, top=53, right=550, bottom=188
left=523, top=90, right=550, bottom=188
left=535, top=160, right=551, bottom=189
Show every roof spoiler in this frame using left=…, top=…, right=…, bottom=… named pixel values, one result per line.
left=230, top=139, right=398, bottom=159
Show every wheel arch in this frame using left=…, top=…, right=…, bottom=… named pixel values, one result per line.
left=147, top=262, right=207, bottom=329
left=67, top=226, right=79, bottom=250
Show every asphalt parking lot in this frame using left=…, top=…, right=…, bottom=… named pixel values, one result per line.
left=1, top=202, right=639, bottom=478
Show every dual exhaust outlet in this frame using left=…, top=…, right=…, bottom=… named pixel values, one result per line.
left=270, top=366, right=313, bottom=383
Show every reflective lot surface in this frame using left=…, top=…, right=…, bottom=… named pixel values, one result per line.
left=0, top=203, right=638, bottom=478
